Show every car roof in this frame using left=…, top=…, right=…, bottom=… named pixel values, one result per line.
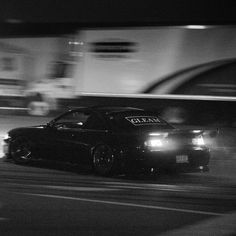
left=69, top=106, right=144, bottom=114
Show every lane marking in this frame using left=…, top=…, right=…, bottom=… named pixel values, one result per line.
left=4, top=182, right=235, bottom=200
left=102, top=181, right=210, bottom=192
left=6, top=182, right=234, bottom=200
left=21, top=192, right=224, bottom=216
left=6, top=183, right=120, bottom=192
left=44, top=186, right=120, bottom=191
left=5, top=182, right=192, bottom=192
left=0, top=107, right=27, bottom=110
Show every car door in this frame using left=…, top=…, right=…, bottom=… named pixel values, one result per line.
left=49, top=109, right=92, bottom=163
left=71, top=113, right=110, bottom=164
left=36, top=111, right=79, bottom=161
left=59, top=111, right=109, bottom=164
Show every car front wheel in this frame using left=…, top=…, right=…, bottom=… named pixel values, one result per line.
left=92, top=144, right=117, bottom=176
left=10, top=137, right=33, bottom=164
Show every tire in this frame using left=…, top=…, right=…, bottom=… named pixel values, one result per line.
left=92, top=144, right=117, bottom=176
left=10, top=137, right=33, bottom=164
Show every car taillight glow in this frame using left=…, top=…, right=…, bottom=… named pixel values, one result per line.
left=145, top=132, right=169, bottom=150
left=192, top=135, right=205, bottom=146
left=145, top=138, right=164, bottom=148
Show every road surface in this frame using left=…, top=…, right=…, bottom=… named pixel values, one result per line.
left=0, top=115, right=236, bottom=235
left=0, top=158, right=236, bottom=235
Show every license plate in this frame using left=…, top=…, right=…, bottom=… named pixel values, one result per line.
left=176, top=155, right=188, bottom=163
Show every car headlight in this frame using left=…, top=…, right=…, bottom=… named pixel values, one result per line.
left=192, top=135, right=205, bottom=146
left=3, top=133, right=10, bottom=140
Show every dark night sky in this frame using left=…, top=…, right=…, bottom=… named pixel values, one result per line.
left=1, top=0, right=236, bottom=36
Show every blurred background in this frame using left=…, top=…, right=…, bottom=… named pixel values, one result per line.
left=1, top=3, right=236, bottom=235
left=1, top=0, right=236, bottom=174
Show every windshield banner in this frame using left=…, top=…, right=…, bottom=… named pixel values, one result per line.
left=125, top=116, right=161, bottom=126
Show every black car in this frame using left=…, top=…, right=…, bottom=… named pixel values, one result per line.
left=3, top=107, right=210, bottom=176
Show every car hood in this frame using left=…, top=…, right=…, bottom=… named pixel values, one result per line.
left=8, top=125, right=46, bottom=134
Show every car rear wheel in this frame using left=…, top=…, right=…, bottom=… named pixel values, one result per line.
left=92, top=144, right=117, bottom=176
left=10, top=137, right=33, bottom=164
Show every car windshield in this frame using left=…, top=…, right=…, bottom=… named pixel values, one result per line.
left=108, top=111, right=174, bottom=131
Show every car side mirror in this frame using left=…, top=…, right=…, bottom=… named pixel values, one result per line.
left=46, top=121, right=55, bottom=128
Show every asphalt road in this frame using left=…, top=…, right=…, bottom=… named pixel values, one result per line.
left=0, top=158, right=236, bottom=236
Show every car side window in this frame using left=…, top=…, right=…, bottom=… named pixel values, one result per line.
left=54, top=111, right=91, bottom=129
left=84, top=115, right=107, bottom=130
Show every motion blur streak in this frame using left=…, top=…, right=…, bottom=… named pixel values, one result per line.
left=0, top=133, right=6, bottom=158
left=21, top=192, right=224, bottom=216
